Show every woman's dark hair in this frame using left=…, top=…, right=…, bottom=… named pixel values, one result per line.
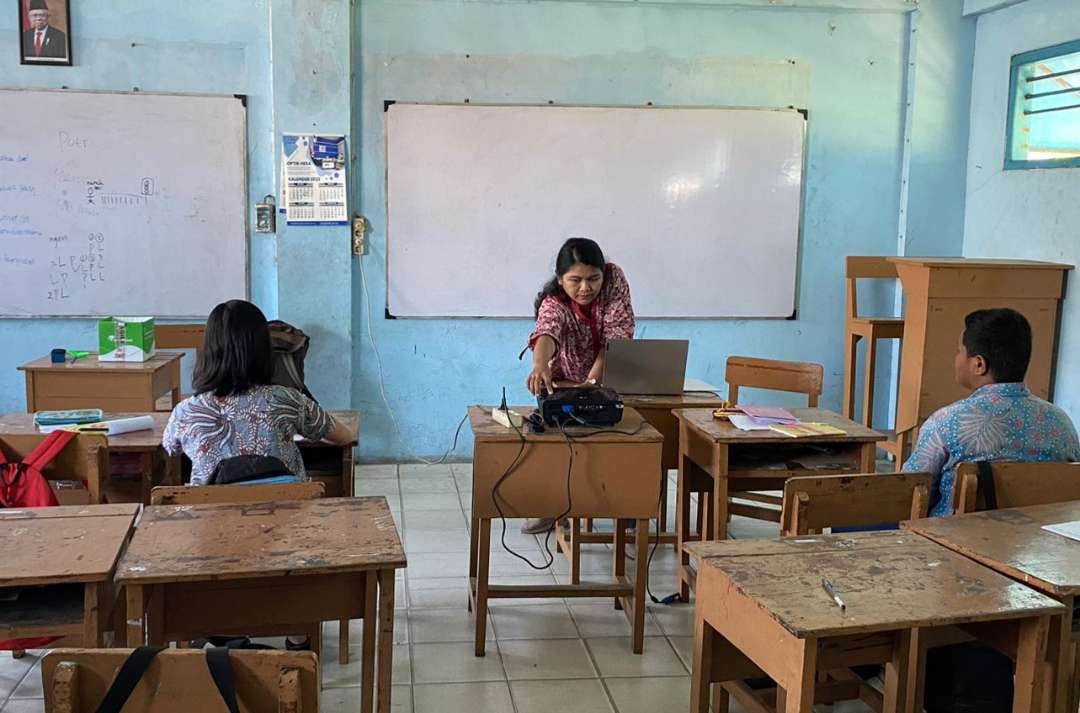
left=962, top=308, right=1032, bottom=383
left=193, top=300, right=274, bottom=397
left=534, top=237, right=606, bottom=317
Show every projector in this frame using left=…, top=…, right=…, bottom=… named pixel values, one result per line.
left=537, top=386, right=624, bottom=427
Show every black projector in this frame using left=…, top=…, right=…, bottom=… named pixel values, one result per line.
left=537, top=386, right=624, bottom=427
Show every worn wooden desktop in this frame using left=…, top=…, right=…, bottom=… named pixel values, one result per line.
left=687, top=532, right=1065, bottom=713
left=0, top=410, right=360, bottom=503
left=467, top=404, right=662, bottom=656
left=674, top=407, right=884, bottom=598
left=888, top=257, right=1072, bottom=461
left=116, top=497, right=404, bottom=713
left=18, top=352, right=183, bottom=413
left=905, top=501, right=1080, bottom=713
left=0, top=504, right=139, bottom=648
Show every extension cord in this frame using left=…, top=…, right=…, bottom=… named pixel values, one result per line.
left=491, top=407, right=523, bottom=428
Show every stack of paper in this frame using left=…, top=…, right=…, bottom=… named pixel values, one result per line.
left=728, top=405, right=798, bottom=431
left=769, top=422, right=847, bottom=438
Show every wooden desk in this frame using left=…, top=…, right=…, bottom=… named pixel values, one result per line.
left=0, top=410, right=360, bottom=503
left=116, top=497, right=404, bottom=713
left=467, top=405, right=663, bottom=656
left=687, top=532, right=1066, bottom=713
left=888, top=257, right=1072, bottom=458
left=905, top=501, right=1080, bottom=713
left=674, top=407, right=884, bottom=598
left=19, top=352, right=183, bottom=413
left=0, top=504, right=139, bottom=648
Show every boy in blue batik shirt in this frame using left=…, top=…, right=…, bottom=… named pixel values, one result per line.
left=903, top=308, right=1080, bottom=516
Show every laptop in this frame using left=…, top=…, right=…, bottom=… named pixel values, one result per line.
left=602, top=339, right=689, bottom=395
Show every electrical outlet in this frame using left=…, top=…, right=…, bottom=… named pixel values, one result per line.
left=352, top=215, right=366, bottom=256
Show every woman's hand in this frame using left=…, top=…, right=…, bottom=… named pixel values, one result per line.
left=527, top=362, right=555, bottom=396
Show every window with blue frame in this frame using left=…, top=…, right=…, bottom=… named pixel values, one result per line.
left=1006, top=39, right=1080, bottom=169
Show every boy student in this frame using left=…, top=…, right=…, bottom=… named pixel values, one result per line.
left=903, top=308, right=1079, bottom=516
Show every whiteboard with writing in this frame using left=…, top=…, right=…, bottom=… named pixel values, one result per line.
left=387, top=104, right=805, bottom=318
left=0, top=89, right=247, bottom=317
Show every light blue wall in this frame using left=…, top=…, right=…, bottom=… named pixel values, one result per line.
left=0, top=2, right=278, bottom=406
left=352, top=0, right=975, bottom=460
left=963, top=0, right=1080, bottom=420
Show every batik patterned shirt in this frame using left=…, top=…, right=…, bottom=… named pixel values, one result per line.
left=902, top=382, right=1080, bottom=516
left=163, top=385, right=335, bottom=486
left=528, top=263, right=636, bottom=384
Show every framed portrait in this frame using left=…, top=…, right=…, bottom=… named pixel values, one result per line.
left=18, top=0, right=71, bottom=66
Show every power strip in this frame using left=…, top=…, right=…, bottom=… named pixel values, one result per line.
left=491, top=407, right=523, bottom=428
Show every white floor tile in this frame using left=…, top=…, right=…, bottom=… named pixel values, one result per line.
left=510, top=678, right=615, bottom=713
left=667, top=635, right=694, bottom=671
left=568, top=602, right=661, bottom=639
left=409, top=608, right=493, bottom=644
left=9, top=661, right=41, bottom=698
left=322, top=644, right=410, bottom=687
left=499, top=639, right=597, bottom=680
left=411, top=642, right=505, bottom=684
left=492, top=603, right=579, bottom=640
left=605, top=676, right=690, bottom=713
left=320, top=684, right=412, bottom=712
left=0, top=651, right=38, bottom=700
left=412, top=681, right=512, bottom=713
left=586, top=637, right=687, bottom=678
left=355, top=464, right=398, bottom=479
left=0, top=699, right=44, bottom=713
left=402, top=493, right=463, bottom=511
left=405, top=530, right=470, bottom=554
left=399, top=464, right=454, bottom=478
left=404, top=510, right=469, bottom=533
left=649, top=602, right=695, bottom=638
left=400, top=477, right=458, bottom=494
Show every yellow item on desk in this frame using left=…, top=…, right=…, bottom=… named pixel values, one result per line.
left=769, top=422, right=847, bottom=438
left=711, top=403, right=737, bottom=419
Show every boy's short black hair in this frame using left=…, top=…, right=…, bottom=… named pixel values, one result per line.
left=962, top=308, right=1032, bottom=384
left=193, top=300, right=274, bottom=397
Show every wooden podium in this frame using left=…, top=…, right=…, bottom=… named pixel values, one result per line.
left=888, top=257, right=1072, bottom=459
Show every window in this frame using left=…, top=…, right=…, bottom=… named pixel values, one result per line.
left=1006, top=39, right=1080, bottom=169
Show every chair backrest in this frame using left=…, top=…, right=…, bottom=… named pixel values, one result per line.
left=0, top=433, right=108, bottom=504
left=725, top=356, right=824, bottom=407
left=43, top=648, right=319, bottom=712
left=845, top=256, right=899, bottom=321
left=155, top=324, right=206, bottom=364
left=150, top=481, right=325, bottom=506
left=952, top=461, right=1080, bottom=514
left=781, top=472, right=931, bottom=536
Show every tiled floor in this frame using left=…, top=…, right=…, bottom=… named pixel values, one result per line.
left=0, top=462, right=876, bottom=713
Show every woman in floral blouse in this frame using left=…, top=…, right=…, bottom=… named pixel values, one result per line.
left=522, top=237, right=636, bottom=533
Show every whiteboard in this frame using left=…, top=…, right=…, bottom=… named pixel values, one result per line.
left=0, top=90, right=247, bottom=317
left=386, top=104, right=804, bottom=318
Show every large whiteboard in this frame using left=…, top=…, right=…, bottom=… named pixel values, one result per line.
left=386, top=104, right=804, bottom=318
left=0, top=90, right=247, bottom=317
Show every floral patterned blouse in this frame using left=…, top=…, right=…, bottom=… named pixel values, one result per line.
left=163, top=385, right=335, bottom=486
left=528, top=262, right=635, bottom=384
left=902, top=382, right=1080, bottom=516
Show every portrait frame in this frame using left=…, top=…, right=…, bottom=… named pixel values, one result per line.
left=18, top=0, right=72, bottom=67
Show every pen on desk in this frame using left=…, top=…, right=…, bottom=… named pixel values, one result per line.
left=822, top=578, right=846, bottom=610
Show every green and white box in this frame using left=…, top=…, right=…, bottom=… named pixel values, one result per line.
left=98, top=316, right=156, bottom=362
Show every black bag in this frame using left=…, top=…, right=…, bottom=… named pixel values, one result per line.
left=94, top=646, right=242, bottom=713
left=923, top=642, right=1014, bottom=713
left=268, top=320, right=315, bottom=401
left=209, top=455, right=293, bottom=485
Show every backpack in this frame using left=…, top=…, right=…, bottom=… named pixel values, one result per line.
left=0, top=429, right=76, bottom=651
left=209, top=454, right=296, bottom=485
left=268, top=320, right=315, bottom=401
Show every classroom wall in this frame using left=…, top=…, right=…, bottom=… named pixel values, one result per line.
left=962, top=0, right=1080, bottom=421
left=352, top=0, right=976, bottom=459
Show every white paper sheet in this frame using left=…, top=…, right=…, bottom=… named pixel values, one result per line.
left=1041, top=521, right=1080, bottom=543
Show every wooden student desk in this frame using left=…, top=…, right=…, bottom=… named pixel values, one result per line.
left=116, top=497, right=405, bottom=713
left=467, top=405, right=662, bottom=656
left=0, top=504, right=139, bottom=648
left=686, top=532, right=1066, bottom=713
left=905, top=501, right=1080, bottom=713
left=19, top=352, right=183, bottom=413
left=674, top=407, right=884, bottom=598
left=888, top=257, right=1072, bottom=460
left=0, top=410, right=360, bottom=503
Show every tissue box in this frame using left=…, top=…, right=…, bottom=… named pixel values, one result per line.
left=98, top=316, right=156, bottom=362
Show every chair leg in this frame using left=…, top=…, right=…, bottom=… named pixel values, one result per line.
left=843, top=330, right=859, bottom=420
left=862, top=334, right=878, bottom=428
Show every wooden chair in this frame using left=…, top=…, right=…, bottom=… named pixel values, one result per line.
left=0, top=433, right=108, bottom=504
left=154, top=324, right=205, bottom=411
left=717, top=472, right=930, bottom=713
left=147, top=482, right=352, bottom=665
left=952, top=461, right=1080, bottom=514
left=724, top=356, right=824, bottom=522
left=781, top=472, right=930, bottom=536
left=43, top=648, right=318, bottom=712
left=842, top=257, right=907, bottom=464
